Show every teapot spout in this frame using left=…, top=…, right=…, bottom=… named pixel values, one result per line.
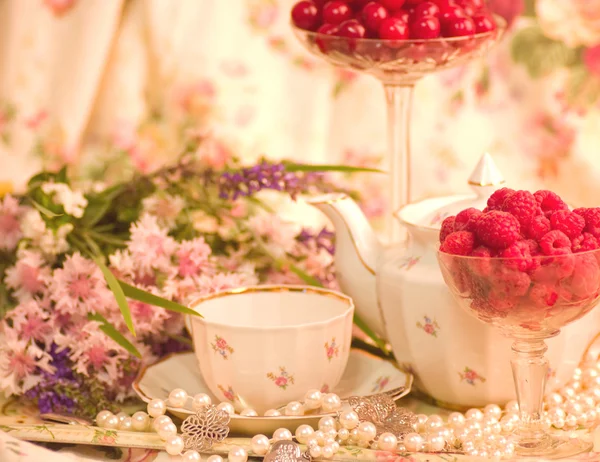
left=307, top=193, right=386, bottom=339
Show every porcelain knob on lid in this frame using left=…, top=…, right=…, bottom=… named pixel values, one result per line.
left=399, top=153, right=505, bottom=230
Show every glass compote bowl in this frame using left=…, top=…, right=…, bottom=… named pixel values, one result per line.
left=293, top=19, right=505, bottom=242
left=437, top=249, right=600, bottom=458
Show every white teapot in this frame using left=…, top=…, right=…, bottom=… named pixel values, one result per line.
left=309, top=154, right=600, bottom=408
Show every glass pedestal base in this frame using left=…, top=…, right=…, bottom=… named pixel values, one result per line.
left=515, top=435, right=592, bottom=459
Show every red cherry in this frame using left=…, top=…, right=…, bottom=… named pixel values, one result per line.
left=337, top=19, right=367, bottom=38
left=313, top=0, right=329, bottom=6
left=472, top=13, right=497, bottom=33
left=362, top=2, right=389, bottom=32
left=391, top=9, right=410, bottom=22
left=380, top=0, right=406, bottom=11
left=316, top=24, right=339, bottom=53
left=323, top=1, right=354, bottom=25
left=409, top=15, right=441, bottom=39
left=403, top=0, right=424, bottom=5
left=412, top=1, right=440, bottom=17
left=378, top=17, right=409, bottom=39
left=348, top=0, right=371, bottom=10
left=291, top=1, right=321, bottom=30
left=439, top=3, right=466, bottom=21
left=442, top=16, right=475, bottom=36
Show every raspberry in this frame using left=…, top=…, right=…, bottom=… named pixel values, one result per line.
left=568, top=253, right=600, bottom=299
left=534, top=190, right=568, bottom=217
left=528, top=283, right=559, bottom=308
left=549, top=210, right=585, bottom=239
left=475, top=211, right=520, bottom=249
left=486, top=187, right=514, bottom=211
left=539, top=230, right=572, bottom=256
left=454, top=208, right=481, bottom=232
left=468, top=246, right=493, bottom=276
left=439, top=216, right=456, bottom=243
left=524, top=215, right=551, bottom=241
left=440, top=231, right=475, bottom=255
left=572, top=233, right=599, bottom=253
left=471, top=293, right=514, bottom=319
left=576, top=207, right=600, bottom=238
left=500, top=241, right=532, bottom=272
left=493, top=266, right=531, bottom=297
left=501, top=190, right=540, bottom=228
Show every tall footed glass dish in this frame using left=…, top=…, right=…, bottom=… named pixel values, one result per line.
left=438, top=249, right=600, bottom=457
left=291, top=1, right=505, bottom=242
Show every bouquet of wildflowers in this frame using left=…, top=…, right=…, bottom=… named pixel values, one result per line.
left=0, top=137, right=380, bottom=417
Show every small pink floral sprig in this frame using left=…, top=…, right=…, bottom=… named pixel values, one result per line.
left=211, top=335, right=234, bottom=360
left=267, top=367, right=295, bottom=390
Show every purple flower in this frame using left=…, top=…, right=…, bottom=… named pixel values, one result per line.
left=297, top=227, right=335, bottom=255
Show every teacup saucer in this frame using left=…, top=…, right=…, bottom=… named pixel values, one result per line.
left=133, top=348, right=412, bottom=435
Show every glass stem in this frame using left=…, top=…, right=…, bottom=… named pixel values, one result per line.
left=383, top=83, right=414, bottom=245
left=511, top=338, right=551, bottom=447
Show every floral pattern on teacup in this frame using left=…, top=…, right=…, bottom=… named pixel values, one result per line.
left=416, top=316, right=440, bottom=337
left=267, top=367, right=295, bottom=390
left=91, top=429, right=117, bottom=445
left=211, top=335, right=234, bottom=360
left=398, top=256, right=420, bottom=271
left=217, top=385, right=239, bottom=402
left=320, top=384, right=330, bottom=393
left=459, top=367, right=486, bottom=386
left=371, top=376, right=390, bottom=393
left=324, top=337, right=339, bottom=362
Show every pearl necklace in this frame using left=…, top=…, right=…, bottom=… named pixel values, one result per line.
left=94, top=358, right=600, bottom=460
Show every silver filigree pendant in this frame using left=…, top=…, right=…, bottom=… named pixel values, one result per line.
left=264, top=441, right=311, bottom=462
left=348, top=393, right=417, bottom=438
left=180, top=405, right=230, bottom=451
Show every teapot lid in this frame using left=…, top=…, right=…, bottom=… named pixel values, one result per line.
left=398, top=153, right=505, bottom=229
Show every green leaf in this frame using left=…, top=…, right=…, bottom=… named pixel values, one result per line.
left=511, top=26, right=581, bottom=78
left=352, top=313, right=390, bottom=355
left=29, top=199, right=63, bottom=218
left=81, top=197, right=112, bottom=227
left=95, top=258, right=136, bottom=337
left=285, top=163, right=384, bottom=174
left=87, top=313, right=141, bottom=358
left=118, top=281, right=202, bottom=317
left=289, top=264, right=323, bottom=286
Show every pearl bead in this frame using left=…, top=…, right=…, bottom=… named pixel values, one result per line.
left=588, top=409, right=597, bottom=422
left=104, top=415, right=120, bottom=429
left=563, top=387, right=576, bottom=399
left=251, top=434, right=270, bottom=455
left=119, top=417, right=133, bottom=431
left=447, top=412, right=465, bottom=429
left=240, top=408, right=258, bottom=417
left=264, top=409, right=281, bottom=417
left=285, top=401, right=304, bottom=416
left=501, top=419, right=515, bottom=433
left=165, top=435, right=185, bottom=455
left=566, top=414, right=578, bottom=428
left=414, top=413, right=428, bottom=431
left=132, top=411, right=150, bottom=432
left=207, top=456, right=224, bottom=462
left=546, top=392, right=563, bottom=406
left=116, top=412, right=129, bottom=423
left=273, top=428, right=293, bottom=442
left=357, top=421, right=377, bottom=442
left=484, top=404, right=502, bottom=420
left=228, top=446, right=248, bottom=462
left=403, top=432, right=423, bottom=452
left=153, top=415, right=172, bottom=430
left=505, top=400, right=519, bottom=412
left=378, top=432, right=398, bottom=452
left=425, top=414, right=443, bottom=431
left=330, top=441, right=340, bottom=453
left=427, top=434, right=445, bottom=452
left=338, top=410, right=360, bottom=430
left=182, top=450, right=202, bottom=461
left=96, top=410, right=113, bottom=427
left=318, top=416, right=337, bottom=432
left=465, top=408, right=484, bottom=421
left=168, top=388, right=188, bottom=408
left=315, top=430, right=326, bottom=444
left=337, top=428, right=349, bottom=441
left=192, top=393, right=212, bottom=411
left=304, top=389, right=323, bottom=410
left=321, top=393, right=341, bottom=412
left=157, top=421, right=178, bottom=440
left=217, top=402, right=235, bottom=415
left=321, top=445, right=335, bottom=459
left=295, top=424, right=314, bottom=444
left=309, top=445, right=322, bottom=458
left=306, top=436, right=319, bottom=448
left=147, top=399, right=167, bottom=418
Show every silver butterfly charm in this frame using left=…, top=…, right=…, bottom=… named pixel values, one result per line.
left=264, top=441, right=311, bottom=462
left=180, top=405, right=230, bottom=451
left=348, top=393, right=417, bottom=438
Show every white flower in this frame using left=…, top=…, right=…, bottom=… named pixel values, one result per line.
left=41, top=182, right=88, bottom=218
left=20, top=209, right=72, bottom=256
left=142, top=193, right=185, bottom=229
left=248, top=214, right=299, bottom=259
left=536, top=0, right=600, bottom=47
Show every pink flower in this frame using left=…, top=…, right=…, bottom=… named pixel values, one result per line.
left=0, top=195, right=26, bottom=251
left=176, top=238, right=212, bottom=277
left=275, top=377, right=288, bottom=387
left=129, top=293, right=170, bottom=338
left=464, top=370, right=477, bottom=381
left=216, top=338, right=227, bottom=350
left=486, top=0, right=523, bottom=27
left=142, top=194, right=185, bottom=229
left=0, top=327, right=54, bottom=395
left=195, top=138, right=234, bottom=169
left=6, top=300, right=53, bottom=343
left=537, top=0, right=600, bottom=47
left=5, top=250, right=50, bottom=302
left=47, top=253, right=114, bottom=317
left=43, top=0, right=77, bottom=16
left=248, top=215, right=298, bottom=259
left=584, top=46, right=600, bottom=78
left=250, top=3, right=279, bottom=29
left=195, top=272, right=258, bottom=294
left=423, top=323, right=435, bottom=334
left=24, top=110, right=49, bottom=130
left=128, top=215, right=178, bottom=275
left=265, top=269, right=304, bottom=285
left=173, top=80, right=216, bottom=114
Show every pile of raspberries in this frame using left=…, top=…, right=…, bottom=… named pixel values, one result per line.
left=438, top=188, right=600, bottom=328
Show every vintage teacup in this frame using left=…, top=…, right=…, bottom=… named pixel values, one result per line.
left=187, top=285, right=354, bottom=413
